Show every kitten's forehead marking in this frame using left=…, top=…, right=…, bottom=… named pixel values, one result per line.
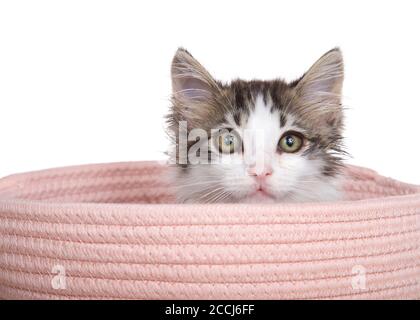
left=245, top=94, right=300, bottom=131
left=224, top=93, right=301, bottom=135
left=247, top=94, right=275, bottom=127
left=243, top=94, right=281, bottom=152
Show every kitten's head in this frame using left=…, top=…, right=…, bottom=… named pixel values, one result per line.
left=167, top=48, right=346, bottom=203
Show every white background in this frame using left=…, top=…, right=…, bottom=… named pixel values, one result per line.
left=1, top=0, right=419, bottom=183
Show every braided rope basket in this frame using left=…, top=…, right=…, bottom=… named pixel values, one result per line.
left=0, top=161, right=419, bottom=299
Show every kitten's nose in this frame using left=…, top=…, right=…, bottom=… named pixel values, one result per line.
left=247, top=165, right=273, bottom=178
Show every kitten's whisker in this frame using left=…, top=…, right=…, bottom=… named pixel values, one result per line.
left=206, top=189, right=232, bottom=203
left=173, top=181, right=221, bottom=188
left=198, top=186, right=225, bottom=201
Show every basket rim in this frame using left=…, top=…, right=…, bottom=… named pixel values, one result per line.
left=0, top=161, right=419, bottom=225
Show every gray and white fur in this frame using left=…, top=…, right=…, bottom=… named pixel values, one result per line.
left=167, top=48, right=346, bottom=203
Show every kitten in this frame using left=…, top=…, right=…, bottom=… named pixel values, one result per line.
left=167, top=48, right=346, bottom=203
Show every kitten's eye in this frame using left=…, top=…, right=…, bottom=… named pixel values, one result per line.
left=214, top=130, right=241, bottom=154
left=279, top=132, right=304, bottom=153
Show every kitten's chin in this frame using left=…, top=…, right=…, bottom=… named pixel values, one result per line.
left=240, top=191, right=278, bottom=204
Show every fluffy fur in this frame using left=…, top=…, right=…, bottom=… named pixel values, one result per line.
left=167, top=48, right=346, bottom=203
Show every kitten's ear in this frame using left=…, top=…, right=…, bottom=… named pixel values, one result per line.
left=171, top=48, right=218, bottom=101
left=294, top=48, right=344, bottom=122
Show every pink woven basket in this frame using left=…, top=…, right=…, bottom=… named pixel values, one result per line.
left=0, top=161, right=419, bottom=299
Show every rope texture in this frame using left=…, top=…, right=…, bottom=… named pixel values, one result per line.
left=0, top=161, right=419, bottom=299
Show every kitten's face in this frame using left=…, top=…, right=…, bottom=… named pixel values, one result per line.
left=168, top=48, right=345, bottom=203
